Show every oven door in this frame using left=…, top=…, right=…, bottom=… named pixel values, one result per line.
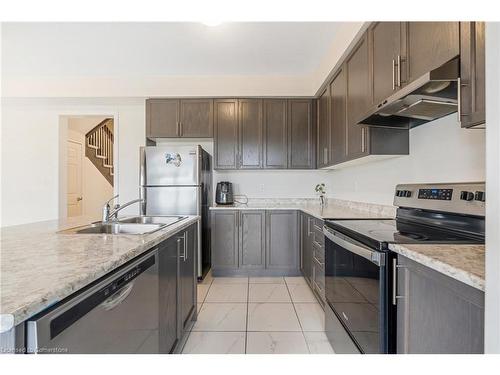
left=324, top=226, right=387, bottom=354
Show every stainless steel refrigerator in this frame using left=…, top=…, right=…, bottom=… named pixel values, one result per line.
left=139, top=145, right=212, bottom=279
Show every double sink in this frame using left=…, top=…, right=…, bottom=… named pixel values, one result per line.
left=62, top=216, right=187, bottom=235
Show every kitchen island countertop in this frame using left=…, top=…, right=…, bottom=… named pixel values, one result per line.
left=0, top=215, right=200, bottom=329
left=389, top=243, right=485, bottom=291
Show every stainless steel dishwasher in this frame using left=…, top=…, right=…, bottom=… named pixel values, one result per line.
left=27, top=250, right=159, bottom=354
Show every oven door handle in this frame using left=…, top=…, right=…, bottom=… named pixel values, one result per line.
left=323, top=227, right=385, bottom=266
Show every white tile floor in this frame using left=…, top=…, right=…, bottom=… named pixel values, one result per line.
left=182, top=274, right=335, bottom=354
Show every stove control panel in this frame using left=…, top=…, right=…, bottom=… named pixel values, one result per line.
left=418, top=188, right=453, bottom=200
left=394, top=182, right=485, bottom=217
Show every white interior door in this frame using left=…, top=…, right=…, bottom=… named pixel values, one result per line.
left=67, top=140, right=83, bottom=217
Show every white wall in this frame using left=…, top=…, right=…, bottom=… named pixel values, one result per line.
left=325, top=115, right=486, bottom=206
left=1, top=98, right=145, bottom=226
left=485, top=22, right=500, bottom=354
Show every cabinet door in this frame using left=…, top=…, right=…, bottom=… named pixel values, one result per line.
left=263, top=99, right=288, bottom=169
left=146, top=99, right=179, bottom=138
left=396, top=255, right=484, bottom=354
left=407, top=22, right=459, bottom=84
left=459, top=22, right=485, bottom=128
left=214, top=99, right=238, bottom=169
left=179, top=99, right=214, bottom=137
left=211, top=211, right=239, bottom=269
left=369, top=22, right=403, bottom=105
left=317, top=87, right=330, bottom=168
left=330, top=67, right=347, bottom=165
left=239, top=99, right=263, bottom=169
left=158, top=236, right=179, bottom=353
left=288, top=99, right=315, bottom=169
left=239, top=211, right=266, bottom=269
left=346, top=34, right=370, bottom=160
left=266, top=211, right=299, bottom=270
left=178, top=225, right=197, bottom=335
left=300, top=213, right=313, bottom=284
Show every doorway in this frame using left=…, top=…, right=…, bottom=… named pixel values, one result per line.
left=60, top=115, right=116, bottom=219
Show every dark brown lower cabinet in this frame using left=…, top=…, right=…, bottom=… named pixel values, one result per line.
left=239, top=210, right=266, bottom=269
left=300, top=212, right=313, bottom=284
left=159, top=223, right=197, bottom=354
left=396, top=255, right=484, bottom=354
left=211, top=210, right=301, bottom=276
left=300, top=212, right=325, bottom=305
left=178, top=224, right=197, bottom=337
left=159, top=236, right=179, bottom=353
left=211, top=210, right=239, bottom=270
left=266, top=211, right=299, bottom=271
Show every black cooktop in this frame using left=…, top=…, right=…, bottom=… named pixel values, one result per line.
left=325, top=219, right=484, bottom=251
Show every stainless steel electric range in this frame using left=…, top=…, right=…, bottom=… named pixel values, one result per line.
left=323, top=182, right=485, bottom=354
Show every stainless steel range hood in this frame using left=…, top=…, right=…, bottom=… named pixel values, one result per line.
left=357, top=58, right=460, bottom=129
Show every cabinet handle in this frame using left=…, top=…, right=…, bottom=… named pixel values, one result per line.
left=392, top=59, right=396, bottom=90
left=179, top=122, right=183, bottom=136
left=396, top=55, right=402, bottom=88
left=392, top=258, right=405, bottom=305
left=307, top=218, right=312, bottom=236
left=176, top=122, right=180, bottom=136
left=457, top=77, right=469, bottom=122
left=178, top=234, right=187, bottom=261
left=323, top=148, right=328, bottom=164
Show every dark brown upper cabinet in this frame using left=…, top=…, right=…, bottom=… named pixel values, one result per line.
left=406, top=22, right=460, bottom=84
left=346, top=33, right=370, bottom=160
left=214, top=99, right=238, bottom=169
left=459, top=22, right=485, bottom=129
left=329, top=66, right=347, bottom=165
left=214, top=98, right=314, bottom=170
left=146, top=98, right=213, bottom=138
left=146, top=99, right=179, bottom=138
left=263, top=99, right=288, bottom=169
left=288, top=99, right=315, bottom=169
left=317, top=87, right=330, bottom=168
left=238, top=99, right=263, bottom=169
left=179, top=99, right=214, bottom=137
left=369, top=22, right=406, bottom=105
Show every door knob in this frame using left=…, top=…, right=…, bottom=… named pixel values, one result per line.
left=77, top=197, right=83, bottom=202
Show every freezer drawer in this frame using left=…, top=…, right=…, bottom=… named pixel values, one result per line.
left=140, top=146, right=200, bottom=186
left=27, top=251, right=159, bottom=354
left=142, top=186, right=200, bottom=216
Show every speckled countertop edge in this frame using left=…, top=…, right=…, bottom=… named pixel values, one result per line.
left=0, top=216, right=200, bottom=327
left=389, top=243, right=485, bottom=291
left=209, top=198, right=396, bottom=220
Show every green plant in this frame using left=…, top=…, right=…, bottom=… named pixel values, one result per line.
left=315, top=183, right=326, bottom=196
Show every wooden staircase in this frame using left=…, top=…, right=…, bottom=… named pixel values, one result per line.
left=85, top=118, right=114, bottom=186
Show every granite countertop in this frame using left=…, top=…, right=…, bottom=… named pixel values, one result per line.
left=209, top=198, right=396, bottom=220
left=0, top=215, right=200, bottom=329
left=389, top=243, right=485, bottom=291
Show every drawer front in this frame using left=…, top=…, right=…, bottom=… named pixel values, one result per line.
left=312, top=219, right=324, bottom=246
left=312, top=257, right=325, bottom=303
left=312, top=241, right=325, bottom=265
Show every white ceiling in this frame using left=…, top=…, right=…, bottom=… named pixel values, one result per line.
left=2, top=22, right=342, bottom=77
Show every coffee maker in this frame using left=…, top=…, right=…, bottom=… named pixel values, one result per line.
left=215, top=181, right=234, bottom=205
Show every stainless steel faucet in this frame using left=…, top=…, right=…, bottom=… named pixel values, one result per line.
left=102, top=195, right=145, bottom=222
